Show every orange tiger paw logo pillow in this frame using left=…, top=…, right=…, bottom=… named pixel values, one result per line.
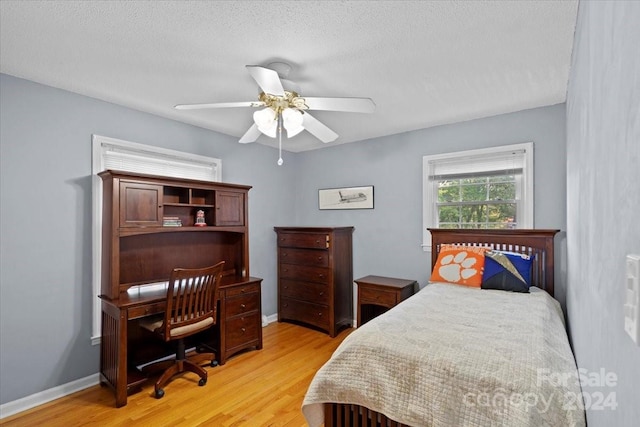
left=430, top=244, right=488, bottom=287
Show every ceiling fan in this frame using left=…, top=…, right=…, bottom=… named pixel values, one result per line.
left=174, top=62, right=375, bottom=165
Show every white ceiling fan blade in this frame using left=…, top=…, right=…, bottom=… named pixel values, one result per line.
left=246, top=65, right=285, bottom=96
left=302, top=112, right=338, bottom=143
left=175, top=101, right=264, bottom=110
left=301, top=97, right=375, bottom=113
left=239, top=124, right=261, bottom=144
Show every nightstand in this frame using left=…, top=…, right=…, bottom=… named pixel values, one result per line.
left=355, top=275, right=417, bottom=326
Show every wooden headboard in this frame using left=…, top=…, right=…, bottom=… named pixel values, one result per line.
left=428, top=228, right=559, bottom=296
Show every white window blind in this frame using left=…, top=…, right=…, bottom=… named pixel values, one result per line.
left=102, top=146, right=219, bottom=182
left=422, top=142, right=533, bottom=251
left=90, top=135, right=222, bottom=344
left=427, top=150, right=525, bottom=179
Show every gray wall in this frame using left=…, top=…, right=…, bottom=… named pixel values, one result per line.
left=566, top=1, right=640, bottom=426
left=292, top=104, right=568, bottom=301
left=0, top=72, right=568, bottom=406
left=0, top=74, right=295, bottom=404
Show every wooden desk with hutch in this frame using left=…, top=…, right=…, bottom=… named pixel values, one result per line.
left=98, top=170, right=262, bottom=407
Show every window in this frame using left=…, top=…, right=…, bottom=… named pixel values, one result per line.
left=90, top=135, right=222, bottom=343
left=422, top=142, right=533, bottom=251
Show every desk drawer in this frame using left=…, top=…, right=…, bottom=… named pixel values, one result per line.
left=280, top=248, right=328, bottom=267
left=225, top=293, right=259, bottom=317
left=225, top=314, right=259, bottom=349
left=277, top=232, right=329, bottom=249
left=224, top=282, right=260, bottom=298
left=280, top=279, right=330, bottom=305
left=359, top=288, right=397, bottom=307
left=280, top=264, right=330, bottom=284
left=128, top=302, right=164, bottom=320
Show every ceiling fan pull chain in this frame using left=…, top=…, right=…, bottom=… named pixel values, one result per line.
left=277, top=114, right=284, bottom=166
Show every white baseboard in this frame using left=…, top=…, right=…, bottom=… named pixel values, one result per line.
left=0, top=374, right=100, bottom=420
left=264, top=313, right=278, bottom=325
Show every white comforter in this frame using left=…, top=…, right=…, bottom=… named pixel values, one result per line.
left=302, top=283, right=585, bottom=427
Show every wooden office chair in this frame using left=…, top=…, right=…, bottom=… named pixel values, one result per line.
left=140, top=261, right=224, bottom=399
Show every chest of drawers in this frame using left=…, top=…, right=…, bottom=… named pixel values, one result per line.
left=274, top=227, right=354, bottom=337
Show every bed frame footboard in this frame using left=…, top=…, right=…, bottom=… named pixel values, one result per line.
left=325, top=403, right=409, bottom=427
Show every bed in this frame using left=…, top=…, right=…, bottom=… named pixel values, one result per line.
left=302, top=228, right=585, bottom=427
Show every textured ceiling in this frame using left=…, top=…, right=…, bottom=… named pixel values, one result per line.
left=0, top=1, right=578, bottom=153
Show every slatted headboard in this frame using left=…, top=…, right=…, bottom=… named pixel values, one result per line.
left=428, top=228, right=560, bottom=297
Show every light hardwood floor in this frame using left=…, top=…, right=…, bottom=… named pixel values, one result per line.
left=1, top=322, right=353, bottom=427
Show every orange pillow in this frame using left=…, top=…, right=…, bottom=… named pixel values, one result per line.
left=430, top=244, right=488, bottom=287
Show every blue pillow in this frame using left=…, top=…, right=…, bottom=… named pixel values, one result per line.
left=481, top=250, right=533, bottom=293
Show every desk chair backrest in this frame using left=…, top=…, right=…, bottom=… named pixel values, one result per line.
left=160, top=261, right=225, bottom=342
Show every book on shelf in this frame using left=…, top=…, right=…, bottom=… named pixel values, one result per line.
left=162, top=216, right=183, bottom=227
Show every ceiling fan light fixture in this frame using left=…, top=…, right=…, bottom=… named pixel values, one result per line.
left=282, top=108, right=304, bottom=138
left=177, top=64, right=375, bottom=149
left=253, top=107, right=277, bottom=138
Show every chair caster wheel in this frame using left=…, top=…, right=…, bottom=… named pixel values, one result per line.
left=155, top=389, right=165, bottom=399
left=210, top=360, right=219, bottom=367
left=199, top=378, right=207, bottom=386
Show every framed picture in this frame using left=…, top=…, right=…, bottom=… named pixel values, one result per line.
left=318, top=185, right=374, bottom=210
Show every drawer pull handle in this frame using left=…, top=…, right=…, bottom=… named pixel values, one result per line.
left=318, top=256, right=323, bottom=260
left=318, top=274, right=324, bottom=278
left=241, top=328, right=246, bottom=333
left=241, top=288, right=246, bottom=293
left=318, top=313, right=322, bottom=317
left=319, top=291, right=324, bottom=296
left=240, top=304, right=246, bottom=309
